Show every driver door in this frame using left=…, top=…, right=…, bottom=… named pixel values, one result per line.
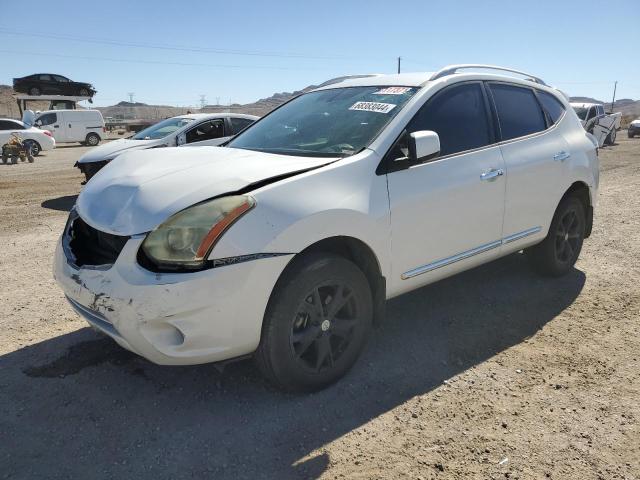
left=385, top=82, right=506, bottom=294
left=180, top=119, right=230, bottom=147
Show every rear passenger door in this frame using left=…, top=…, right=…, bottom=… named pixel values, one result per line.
left=488, top=83, right=569, bottom=248
left=385, top=82, right=506, bottom=293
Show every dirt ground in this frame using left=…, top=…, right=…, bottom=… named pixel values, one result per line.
left=1, top=136, right=639, bottom=480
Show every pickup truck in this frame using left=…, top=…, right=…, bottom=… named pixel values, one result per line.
left=570, top=102, right=621, bottom=147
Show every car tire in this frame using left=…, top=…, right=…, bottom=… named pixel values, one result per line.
left=605, top=128, right=617, bottom=145
left=527, top=195, right=586, bottom=277
left=79, top=88, right=90, bottom=96
left=85, top=133, right=100, bottom=146
left=22, top=140, right=41, bottom=156
left=28, top=86, right=41, bottom=96
left=630, top=131, right=635, bottom=139
left=256, top=253, right=373, bottom=392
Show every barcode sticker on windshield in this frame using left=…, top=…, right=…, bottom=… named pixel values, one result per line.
left=373, top=87, right=411, bottom=95
left=349, top=101, right=396, bottom=114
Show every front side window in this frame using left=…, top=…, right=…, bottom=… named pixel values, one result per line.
left=37, top=113, right=57, bottom=125
left=132, top=117, right=195, bottom=140
left=393, top=82, right=492, bottom=158
left=185, top=120, right=224, bottom=143
left=537, top=91, right=566, bottom=125
left=228, top=86, right=418, bottom=157
left=490, top=84, right=546, bottom=141
left=573, top=106, right=588, bottom=120
left=53, top=75, right=69, bottom=82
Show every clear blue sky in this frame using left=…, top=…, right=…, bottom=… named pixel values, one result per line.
left=1, top=0, right=638, bottom=107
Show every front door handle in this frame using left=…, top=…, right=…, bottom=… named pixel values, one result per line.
left=53, top=125, right=59, bottom=128
left=480, top=168, right=504, bottom=181
left=553, top=151, right=571, bottom=162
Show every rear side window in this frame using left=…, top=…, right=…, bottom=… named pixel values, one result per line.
left=39, top=74, right=51, bottom=81
left=490, top=84, right=546, bottom=141
left=230, top=117, right=254, bottom=134
left=404, top=82, right=492, bottom=157
left=0, top=120, right=23, bottom=130
left=537, top=91, right=566, bottom=125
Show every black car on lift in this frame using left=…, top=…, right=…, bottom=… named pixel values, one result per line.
left=13, top=74, right=96, bottom=97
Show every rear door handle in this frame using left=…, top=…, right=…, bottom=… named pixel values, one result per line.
left=53, top=125, right=59, bottom=128
left=480, top=168, right=504, bottom=181
left=553, top=151, right=571, bottom=162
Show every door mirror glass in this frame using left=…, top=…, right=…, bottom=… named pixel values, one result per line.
left=408, top=130, right=440, bottom=162
left=177, top=133, right=186, bottom=146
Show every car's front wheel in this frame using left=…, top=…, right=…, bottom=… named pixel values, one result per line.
left=527, top=195, right=586, bottom=277
left=79, top=88, right=90, bottom=96
left=256, top=253, right=373, bottom=392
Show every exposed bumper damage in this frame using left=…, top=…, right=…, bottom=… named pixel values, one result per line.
left=54, top=234, right=293, bottom=365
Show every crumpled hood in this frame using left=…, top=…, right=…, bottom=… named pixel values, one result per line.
left=76, top=147, right=335, bottom=236
left=77, top=138, right=158, bottom=164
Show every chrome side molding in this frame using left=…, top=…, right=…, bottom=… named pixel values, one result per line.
left=401, top=226, right=542, bottom=280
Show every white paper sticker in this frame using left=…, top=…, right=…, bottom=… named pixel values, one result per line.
left=373, top=87, right=411, bottom=95
left=349, top=101, right=396, bottom=114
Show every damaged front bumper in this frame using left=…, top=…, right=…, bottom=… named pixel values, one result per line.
left=54, top=234, right=293, bottom=365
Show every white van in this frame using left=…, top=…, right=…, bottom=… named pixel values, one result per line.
left=34, top=109, right=105, bottom=146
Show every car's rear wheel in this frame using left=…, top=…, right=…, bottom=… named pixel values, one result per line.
left=85, top=133, right=100, bottom=146
left=256, top=253, right=373, bottom=392
left=22, top=139, right=41, bottom=156
left=28, top=86, right=41, bottom=96
left=630, top=131, right=636, bottom=139
left=527, top=195, right=586, bottom=277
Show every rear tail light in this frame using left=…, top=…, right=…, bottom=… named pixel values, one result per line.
left=43, top=130, right=52, bottom=137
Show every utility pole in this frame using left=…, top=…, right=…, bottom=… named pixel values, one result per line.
left=127, top=92, right=134, bottom=103
left=199, top=95, right=206, bottom=109
left=397, top=56, right=401, bottom=74
left=610, top=81, right=618, bottom=113
left=215, top=96, right=220, bottom=106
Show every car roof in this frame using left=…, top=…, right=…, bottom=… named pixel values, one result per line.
left=176, top=113, right=259, bottom=120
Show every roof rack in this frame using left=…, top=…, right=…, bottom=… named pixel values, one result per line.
left=429, top=64, right=547, bottom=86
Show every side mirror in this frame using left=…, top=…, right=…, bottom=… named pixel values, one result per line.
left=408, top=130, right=440, bottom=162
left=176, top=133, right=186, bottom=146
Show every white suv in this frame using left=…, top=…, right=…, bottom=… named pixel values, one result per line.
left=54, top=65, right=599, bottom=391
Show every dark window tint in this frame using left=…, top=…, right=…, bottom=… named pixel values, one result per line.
left=185, top=120, right=224, bottom=143
left=39, top=74, right=52, bottom=81
left=586, top=107, right=597, bottom=121
left=37, top=113, right=57, bottom=125
left=230, top=117, right=254, bottom=134
left=393, top=83, right=492, bottom=158
left=53, top=75, right=69, bottom=82
left=0, top=120, right=24, bottom=130
left=537, top=91, right=565, bottom=125
left=490, top=84, right=546, bottom=140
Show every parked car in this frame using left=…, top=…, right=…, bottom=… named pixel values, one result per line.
left=0, top=118, right=55, bottom=156
left=75, top=113, right=258, bottom=182
left=13, top=74, right=96, bottom=97
left=34, top=109, right=105, bottom=147
left=54, top=65, right=599, bottom=392
left=628, top=118, right=640, bottom=138
left=570, top=102, right=621, bottom=147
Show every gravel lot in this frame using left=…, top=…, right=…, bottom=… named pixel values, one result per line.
left=1, top=137, right=639, bottom=479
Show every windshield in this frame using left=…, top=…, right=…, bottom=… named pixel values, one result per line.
left=132, top=117, right=195, bottom=140
left=228, top=86, right=418, bottom=157
left=573, top=106, right=588, bottom=120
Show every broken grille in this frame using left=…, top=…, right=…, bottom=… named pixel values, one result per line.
left=67, top=215, right=129, bottom=267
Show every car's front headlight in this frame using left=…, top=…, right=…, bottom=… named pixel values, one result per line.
left=140, top=195, right=255, bottom=271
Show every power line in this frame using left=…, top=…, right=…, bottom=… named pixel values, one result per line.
left=0, top=28, right=385, bottom=62
left=0, top=49, right=328, bottom=71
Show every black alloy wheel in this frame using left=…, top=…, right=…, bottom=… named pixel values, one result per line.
left=256, top=253, right=373, bottom=392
